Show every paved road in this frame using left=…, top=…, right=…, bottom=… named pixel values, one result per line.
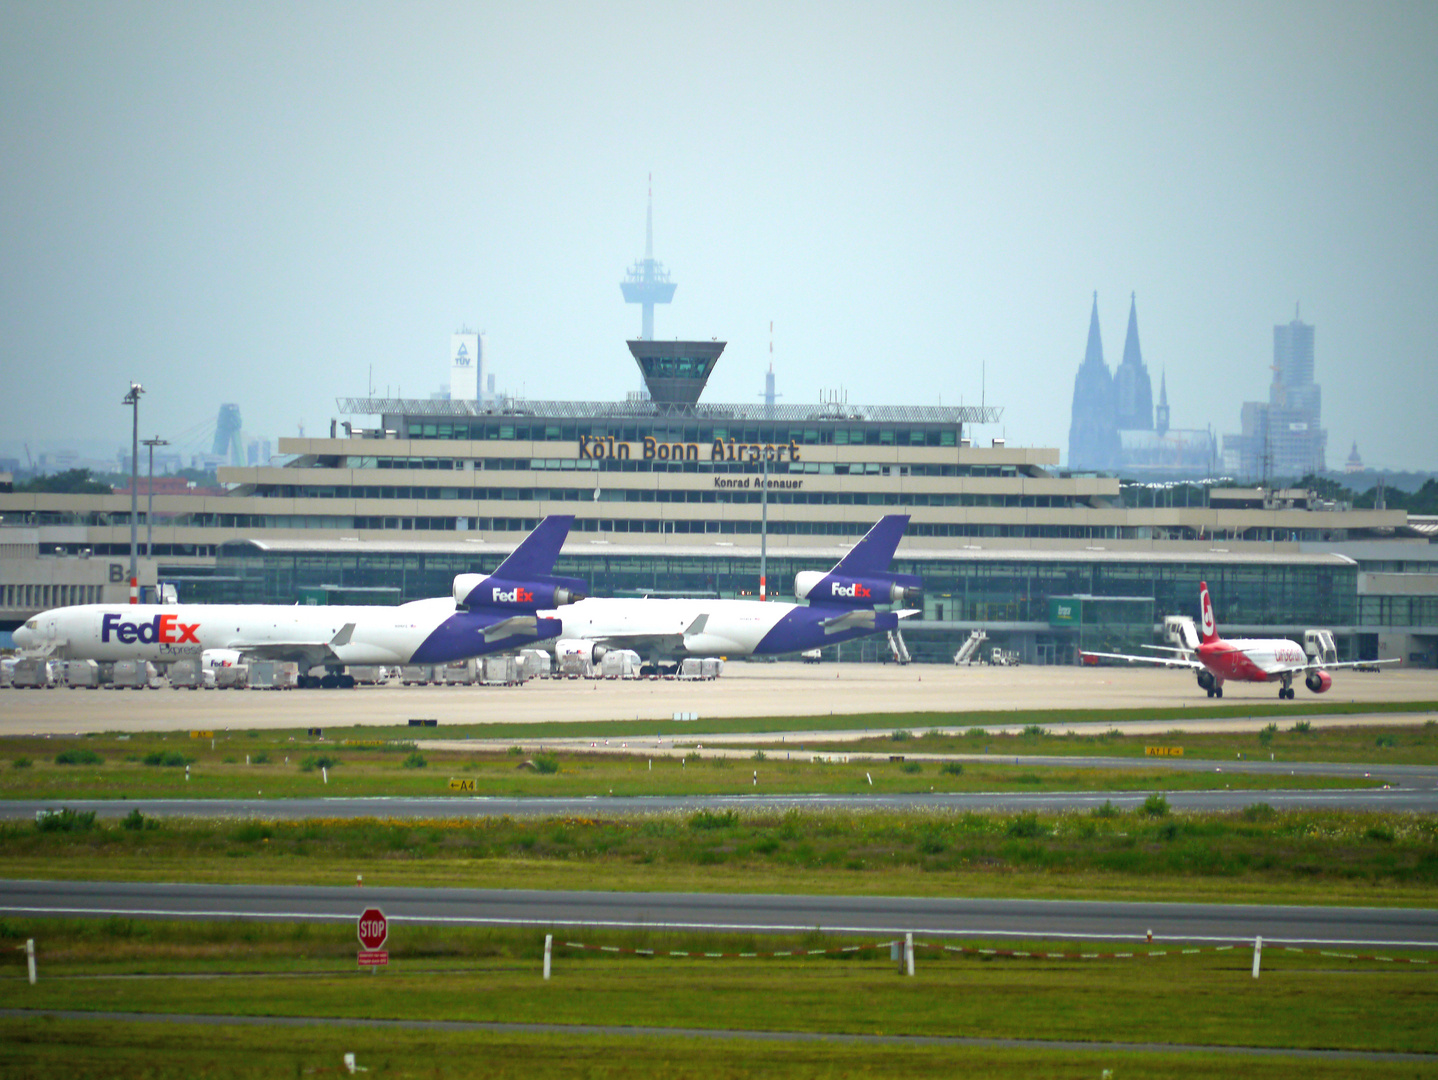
left=3, top=782, right=1436, bottom=822
left=3, top=879, right=1435, bottom=948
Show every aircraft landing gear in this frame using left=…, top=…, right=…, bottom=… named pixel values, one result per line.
left=1278, top=679, right=1295, bottom=700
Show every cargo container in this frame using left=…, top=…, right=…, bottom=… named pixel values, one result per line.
left=63, top=659, right=102, bottom=688
left=13, top=658, right=56, bottom=688
left=248, top=661, right=299, bottom=689
left=438, top=659, right=477, bottom=685
left=399, top=665, right=434, bottom=685
left=111, top=660, right=160, bottom=689
left=216, top=664, right=249, bottom=689
left=346, top=665, right=389, bottom=685
left=480, top=655, right=520, bottom=685
left=167, top=658, right=204, bottom=689
left=677, top=657, right=723, bottom=680
left=0, top=658, right=15, bottom=687
left=516, top=649, right=551, bottom=680
left=599, top=650, right=641, bottom=679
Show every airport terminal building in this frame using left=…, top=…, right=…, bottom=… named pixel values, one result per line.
left=2, top=339, right=1435, bottom=665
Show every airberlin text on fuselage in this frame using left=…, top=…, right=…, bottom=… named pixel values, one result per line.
left=101, top=613, right=201, bottom=646
left=578, top=436, right=803, bottom=464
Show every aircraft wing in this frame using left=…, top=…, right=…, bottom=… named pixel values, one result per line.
left=1267, top=657, right=1402, bottom=674
left=574, top=615, right=708, bottom=660
left=1081, top=650, right=1203, bottom=670
left=228, top=623, right=357, bottom=670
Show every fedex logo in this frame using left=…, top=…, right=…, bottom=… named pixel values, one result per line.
left=101, top=613, right=200, bottom=645
left=829, top=582, right=872, bottom=599
left=491, top=586, right=536, bottom=604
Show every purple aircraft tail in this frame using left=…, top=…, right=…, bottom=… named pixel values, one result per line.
left=492, top=515, right=574, bottom=580
left=453, top=515, right=587, bottom=609
left=832, top=515, right=911, bottom=575
left=800, top=515, right=922, bottom=608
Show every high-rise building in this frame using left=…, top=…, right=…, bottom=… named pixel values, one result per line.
left=1223, top=308, right=1327, bottom=480
left=450, top=332, right=482, bottom=402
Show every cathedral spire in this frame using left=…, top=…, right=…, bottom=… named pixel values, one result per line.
left=1084, top=290, right=1104, bottom=367
left=1114, top=291, right=1154, bottom=430
left=1156, top=370, right=1170, bottom=436
left=1121, top=291, right=1143, bottom=370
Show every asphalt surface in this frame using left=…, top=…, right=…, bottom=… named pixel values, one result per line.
left=2, top=783, right=1436, bottom=823
left=3, top=879, right=1436, bottom=948
left=2, top=663, right=1436, bottom=735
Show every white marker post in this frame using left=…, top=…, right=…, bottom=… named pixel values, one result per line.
left=543, top=934, right=553, bottom=981
left=1252, top=935, right=1263, bottom=979
left=905, top=932, right=915, bottom=976
left=24, top=939, right=36, bottom=984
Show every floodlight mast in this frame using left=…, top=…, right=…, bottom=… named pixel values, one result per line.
left=122, top=383, right=144, bottom=603
left=143, top=436, right=169, bottom=560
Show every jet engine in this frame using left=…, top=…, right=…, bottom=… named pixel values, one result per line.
left=452, top=574, right=585, bottom=610
left=793, top=571, right=922, bottom=606
left=1196, top=670, right=1216, bottom=693
left=555, top=639, right=608, bottom=667
left=1305, top=670, right=1332, bottom=694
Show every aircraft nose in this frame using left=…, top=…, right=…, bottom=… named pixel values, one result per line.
left=13, top=626, right=33, bottom=649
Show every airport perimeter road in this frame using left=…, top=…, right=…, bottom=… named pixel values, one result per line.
left=4, top=785, right=1438, bottom=822
left=3, top=878, right=1436, bottom=948
left=1, top=664, right=1436, bottom=735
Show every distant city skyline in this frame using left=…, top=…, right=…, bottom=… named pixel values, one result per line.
left=2, top=3, right=1435, bottom=470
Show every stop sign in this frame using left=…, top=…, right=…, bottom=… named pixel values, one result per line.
left=357, top=907, right=388, bottom=951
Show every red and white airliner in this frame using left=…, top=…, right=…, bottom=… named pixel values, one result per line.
left=1081, top=581, right=1394, bottom=699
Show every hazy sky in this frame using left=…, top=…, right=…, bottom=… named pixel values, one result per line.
left=2, top=1, right=1435, bottom=471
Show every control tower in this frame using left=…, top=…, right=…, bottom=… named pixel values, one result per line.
left=620, top=179, right=677, bottom=340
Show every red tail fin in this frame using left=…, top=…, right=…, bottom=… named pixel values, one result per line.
left=1198, top=581, right=1219, bottom=645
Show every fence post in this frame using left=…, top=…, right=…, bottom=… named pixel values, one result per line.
left=25, top=939, right=36, bottom=985
left=543, top=933, right=552, bottom=981
left=1251, top=936, right=1262, bottom=979
left=905, top=932, right=915, bottom=976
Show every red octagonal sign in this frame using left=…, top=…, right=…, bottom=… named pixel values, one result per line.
left=357, top=907, right=388, bottom=951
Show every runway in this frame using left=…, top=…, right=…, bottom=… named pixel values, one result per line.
left=1, top=663, right=1436, bottom=736
left=3, top=878, right=1435, bottom=948
left=3, top=780, right=1437, bottom=823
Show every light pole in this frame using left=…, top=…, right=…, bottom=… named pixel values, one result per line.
left=122, top=383, right=144, bottom=604
left=142, top=436, right=169, bottom=561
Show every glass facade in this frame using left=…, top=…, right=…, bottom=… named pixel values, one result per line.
left=213, top=541, right=1361, bottom=664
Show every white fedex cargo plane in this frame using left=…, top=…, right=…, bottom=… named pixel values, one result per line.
left=12, top=516, right=585, bottom=688
left=1081, top=580, right=1395, bottom=699
left=547, top=515, right=921, bottom=675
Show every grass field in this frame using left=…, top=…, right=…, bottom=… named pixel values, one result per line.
left=840, top=716, right=1438, bottom=764
left=2, top=721, right=1431, bottom=802
left=3, top=801, right=1436, bottom=906
left=0, top=918, right=1435, bottom=1077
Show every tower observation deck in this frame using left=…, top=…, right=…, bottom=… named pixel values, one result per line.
left=620, top=180, right=677, bottom=340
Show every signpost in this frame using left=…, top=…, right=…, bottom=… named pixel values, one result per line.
left=357, top=907, right=388, bottom=968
